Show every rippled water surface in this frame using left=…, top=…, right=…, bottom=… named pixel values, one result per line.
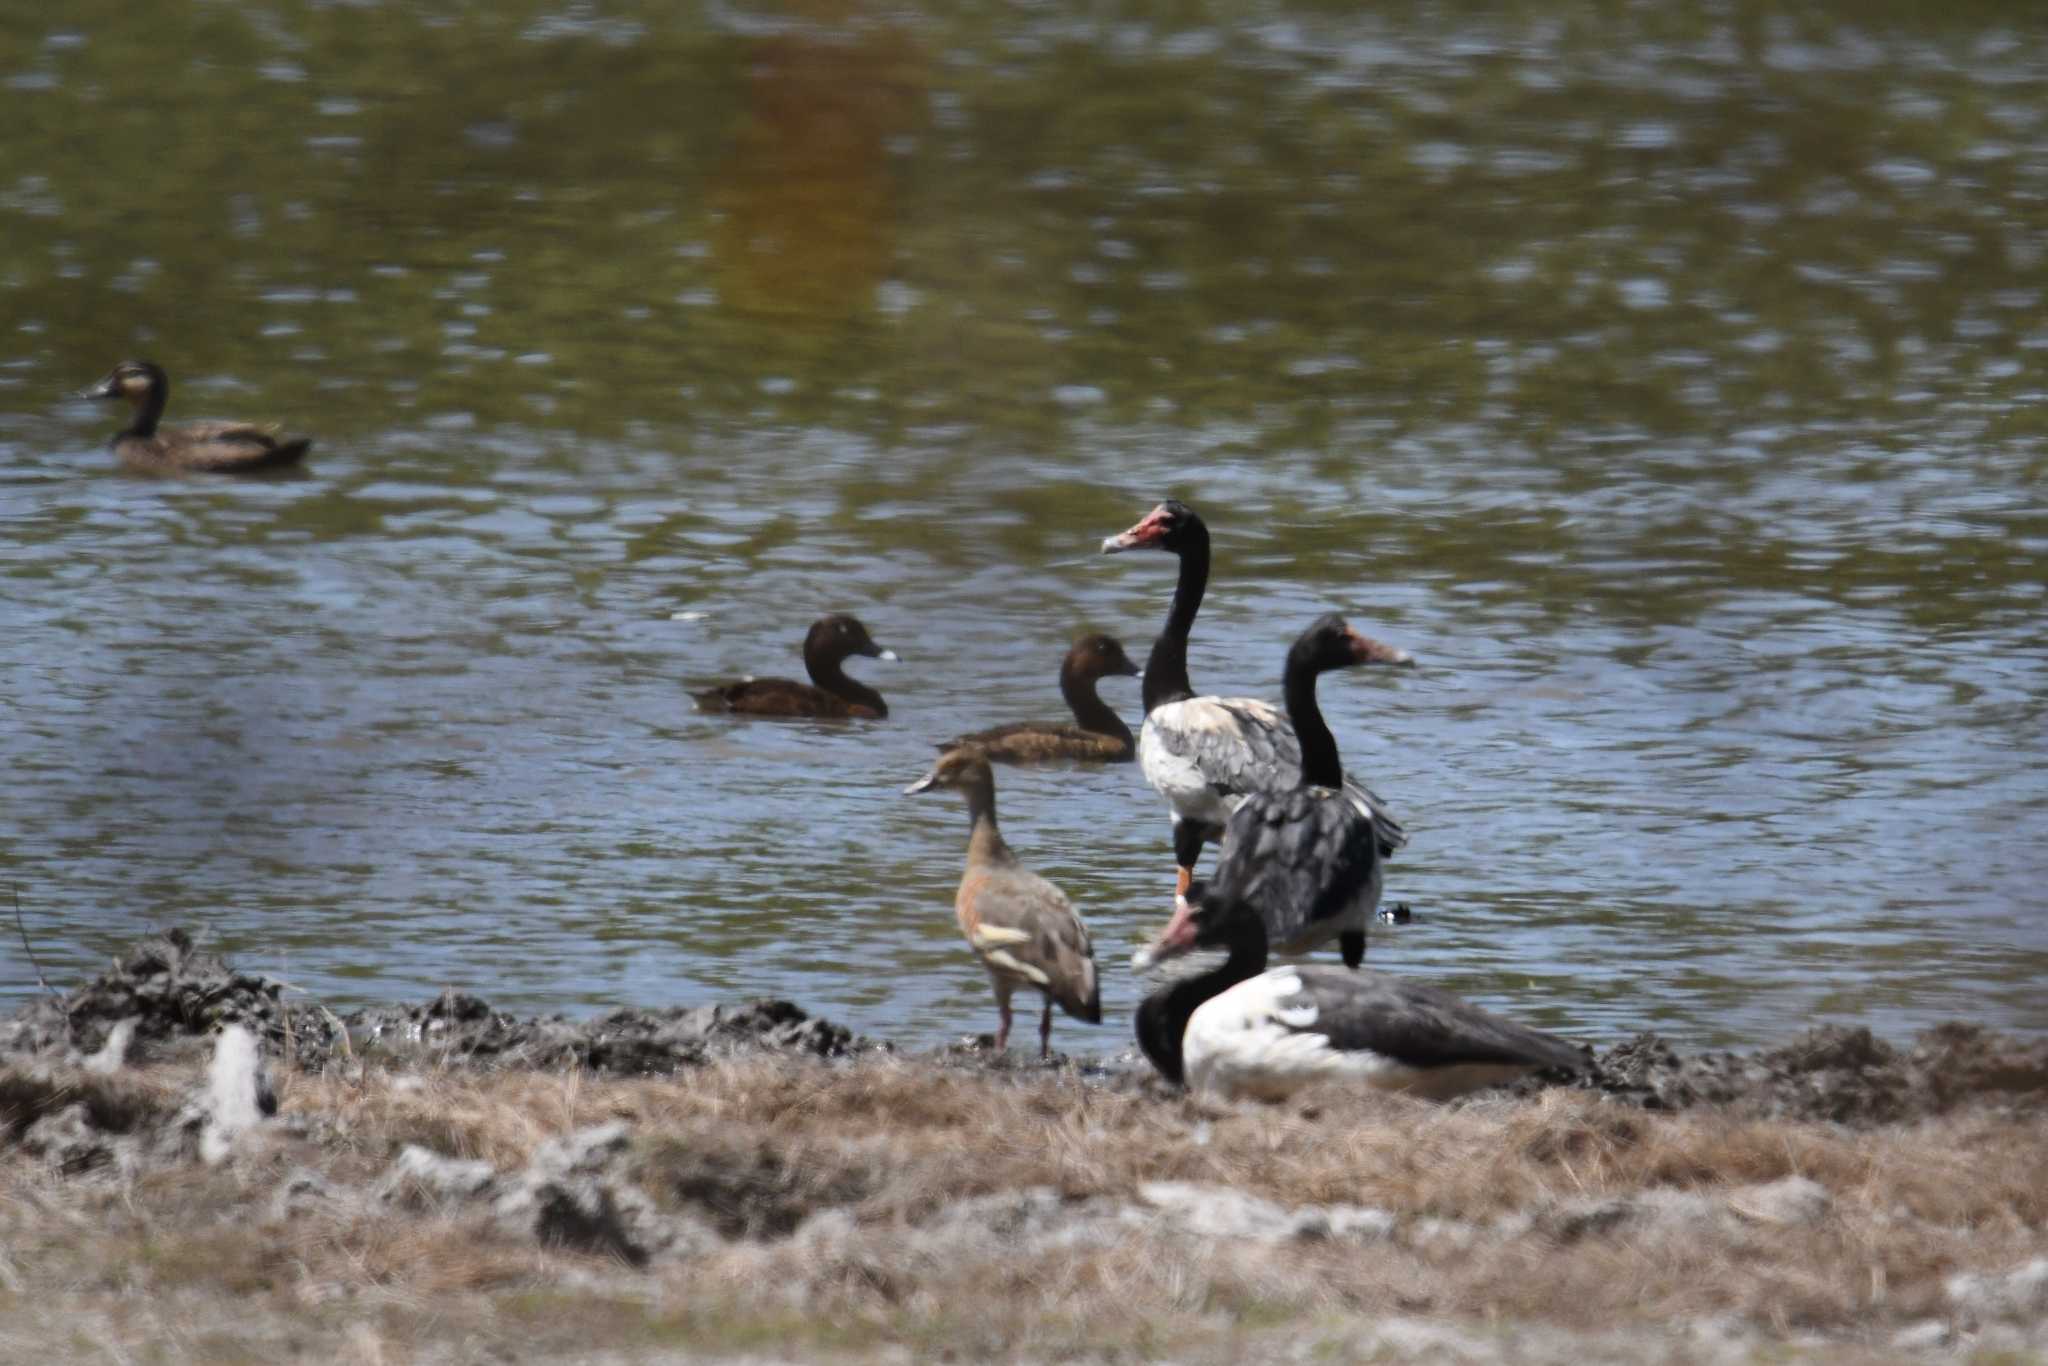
left=3, top=1, right=2045, bottom=1050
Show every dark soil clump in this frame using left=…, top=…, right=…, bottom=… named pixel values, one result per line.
left=1559, top=1023, right=2048, bottom=1125
left=0, top=928, right=346, bottom=1069
left=5, top=930, right=2044, bottom=1124
left=346, top=995, right=867, bottom=1072
left=2, top=928, right=866, bottom=1077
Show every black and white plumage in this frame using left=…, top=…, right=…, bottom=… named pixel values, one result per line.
left=1137, top=694, right=1407, bottom=859
left=1210, top=783, right=1381, bottom=962
left=1101, top=501, right=1411, bottom=906
left=1137, top=612, right=1405, bottom=967
left=1133, top=901, right=1585, bottom=1101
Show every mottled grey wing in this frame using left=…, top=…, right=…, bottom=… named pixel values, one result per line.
left=1341, top=774, right=1408, bottom=857
left=1155, top=697, right=1406, bottom=856
left=1147, top=697, right=1296, bottom=799
left=1264, top=720, right=1407, bottom=857
left=1285, top=967, right=1586, bottom=1073
left=1211, top=787, right=1379, bottom=949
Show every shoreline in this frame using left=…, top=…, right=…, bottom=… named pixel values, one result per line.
left=4, top=930, right=2046, bottom=1363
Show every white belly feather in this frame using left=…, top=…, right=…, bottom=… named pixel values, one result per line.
left=1138, top=708, right=1238, bottom=829
left=1183, top=971, right=1395, bottom=1100
left=1181, top=970, right=1533, bottom=1102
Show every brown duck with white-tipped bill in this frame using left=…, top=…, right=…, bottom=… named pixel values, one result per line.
left=82, top=361, right=311, bottom=473
left=938, top=633, right=1141, bottom=763
left=694, top=614, right=899, bottom=719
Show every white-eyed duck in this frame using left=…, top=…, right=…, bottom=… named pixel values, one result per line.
left=905, top=748, right=1102, bottom=1057
left=1102, top=502, right=1412, bottom=938
left=82, top=361, right=311, bottom=473
left=938, top=632, right=1141, bottom=764
left=1133, top=892, right=1584, bottom=1100
left=694, top=613, right=899, bottom=719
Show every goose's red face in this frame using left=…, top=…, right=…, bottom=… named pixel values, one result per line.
left=1100, top=502, right=1181, bottom=554
left=1346, top=628, right=1413, bottom=668
left=1131, top=885, right=1205, bottom=968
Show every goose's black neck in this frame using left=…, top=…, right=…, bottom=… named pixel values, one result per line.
left=1133, top=916, right=1269, bottom=1084
left=807, top=643, right=887, bottom=718
left=1061, top=660, right=1134, bottom=745
left=1283, top=652, right=1343, bottom=788
left=1141, top=523, right=1208, bottom=714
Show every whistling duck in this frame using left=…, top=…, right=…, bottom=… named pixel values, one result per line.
left=1133, top=893, right=1585, bottom=1100
left=905, top=748, right=1102, bottom=1057
left=1102, top=502, right=1412, bottom=935
left=81, top=361, right=311, bottom=473
left=694, top=614, right=899, bottom=719
left=938, top=633, right=1141, bottom=763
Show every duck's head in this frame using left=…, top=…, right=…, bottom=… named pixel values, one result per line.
left=81, top=360, right=165, bottom=406
left=1291, top=612, right=1414, bottom=672
left=1101, top=499, right=1202, bottom=556
left=1067, top=632, right=1141, bottom=683
left=808, top=613, right=899, bottom=663
left=904, top=745, right=994, bottom=796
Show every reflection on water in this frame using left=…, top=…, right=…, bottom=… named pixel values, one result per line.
left=2, top=1, right=2045, bottom=1049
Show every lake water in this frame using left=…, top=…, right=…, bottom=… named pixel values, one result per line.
left=3, top=0, right=2045, bottom=1052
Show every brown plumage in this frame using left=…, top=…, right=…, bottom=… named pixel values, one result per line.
left=938, top=633, right=1141, bottom=763
left=694, top=614, right=899, bottom=719
left=905, top=748, right=1102, bottom=1056
left=82, top=361, right=311, bottom=473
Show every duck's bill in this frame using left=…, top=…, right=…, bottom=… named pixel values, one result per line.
left=902, top=769, right=938, bottom=795
left=1130, top=891, right=1201, bottom=970
left=78, top=377, right=119, bottom=400
left=1348, top=630, right=1414, bottom=667
left=871, top=647, right=901, bottom=662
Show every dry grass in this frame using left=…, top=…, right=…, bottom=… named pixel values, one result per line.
left=2, top=1052, right=2045, bottom=1363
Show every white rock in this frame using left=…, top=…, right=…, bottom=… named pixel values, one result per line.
left=1947, top=1257, right=2048, bottom=1320
left=1889, top=1319, right=1951, bottom=1350
left=1726, top=1176, right=1831, bottom=1226
left=83, top=1019, right=136, bottom=1074
left=380, top=1145, right=499, bottom=1205
left=197, top=1025, right=274, bottom=1165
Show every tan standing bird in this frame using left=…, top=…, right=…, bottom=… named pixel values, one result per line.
left=904, top=748, right=1102, bottom=1056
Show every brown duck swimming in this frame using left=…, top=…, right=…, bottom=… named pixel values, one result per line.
left=693, top=614, right=899, bottom=719
left=905, top=748, right=1102, bottom=1057
left=938, top=633, right=1141, bottom=763
left=82, top=361, right=311, bottom=473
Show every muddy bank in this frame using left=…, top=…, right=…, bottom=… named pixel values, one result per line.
left=7, top=928, right=2046, bottom=1127
left=4, top=931, right=2048, bottom=1364
left=1, top=928, right=864, bottom=1076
